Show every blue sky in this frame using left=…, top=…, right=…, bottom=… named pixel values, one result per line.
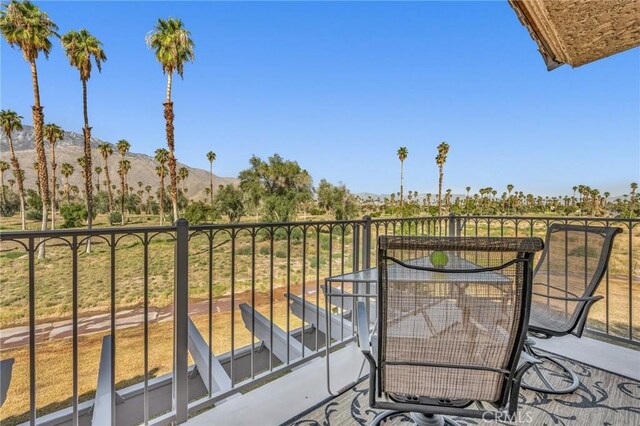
left=1, top=1, right=639, bottom=196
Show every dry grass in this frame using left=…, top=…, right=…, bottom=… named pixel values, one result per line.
left=0, top=299, right=297, bottom=425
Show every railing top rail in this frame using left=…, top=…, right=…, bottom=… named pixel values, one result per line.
left=0, top=214, right=637, bottom=239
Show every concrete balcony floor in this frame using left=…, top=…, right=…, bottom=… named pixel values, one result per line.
left=188, top=337, right=640, bottom=426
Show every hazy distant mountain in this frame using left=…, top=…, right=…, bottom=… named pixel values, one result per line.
left=0, top=126, right=236, bottom=199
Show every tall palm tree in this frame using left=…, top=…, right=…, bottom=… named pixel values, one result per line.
left=206, top=151, right=216, bottom=204
left=0, top=109, right=26, bottom=229
left=98, top=142, right=114, bottom=211
left=61, top=29, right=106, bottom=249
left=118, top=159, right=131, bottom=222
left=465, top=186, right=471, bottom=213
left=435, top=141, right=450, bottom=215
left=631, top=182, right=638, bottom=215
left=43, top=123, right=63, bottom=228
left=178, top=166, right=189, bottom=193
left=0, top=160, right=9, bottom=202
left=94, top=166, right=102, bottom=191
left=155, top=148, right=169, bottom=225
left=396, top=147, right=408, bottom=207
left=145, top=185, right=152, bottom=214
left=146, top=17, right=195, bottom=222
left=1, top=1, right=58, bottom=256
left=115, top=139, right=130, bottom=224
left=60, top=162, right=74, bottom=204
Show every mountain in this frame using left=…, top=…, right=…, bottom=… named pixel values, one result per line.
left=0, top=126, right=236, bottom=200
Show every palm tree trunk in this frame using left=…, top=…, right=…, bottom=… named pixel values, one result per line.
left=159, top=174, right=165, bottom=226
left=31, top=60, right=49, bottom=258
left=164, top=100, right=179, bottom=222
left=120, top=173, right=125, bottom=225
left=103, top=158, right=113, bottom=211
left=437, top=166, right=443, bottom=216
left=82, top=79, right=93, bottom=252
left=50, top=143, right=57, bottom=229
left=209, top=161, right=214, bottom=204
left=6, top=134, right=26, bottom=230
left=400, top=161, right=404, bottom=207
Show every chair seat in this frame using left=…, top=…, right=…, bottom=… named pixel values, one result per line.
left=528, top=301, right=575, bottom=335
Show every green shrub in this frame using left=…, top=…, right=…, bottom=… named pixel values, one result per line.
left=274, top=249, right=287, bottom=259
left=236, top=246, right=252, bottom=256
left=26, top=208, right=42, bottom=221
left=183, top=201, right=214, bottom=225
left=60, top=203, right=88, bottom=228
left=109, top=211, right=122, bottom=225
left=569, top=245, right=600, bottom=258
left=258, top=246, right=270, bottom=256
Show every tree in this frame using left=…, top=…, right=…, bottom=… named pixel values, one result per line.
left=178, top=166, right=189, bottom=194
left=43, top=123, right=63, bottom=228
left=146, top=17, right=195, bottom=221
left=94, top=166, right=102, bottom=191
left=435, top=141, right=450, bottom=215
left=115, top=139, right=130, bottom=224
left=0, top=109, right=26, bottom=229
left=1, top=0, right=58, bottom=257
left=60, top=163, right=74, bottom=204
left=317, top=179, right=359, bottom=220
left=206, top=151, right=216, bottom=204
left=0, top=160, right=9, bottom=201
left=61, top=29, right=106, bottom=248
left=155, top=148, right=169, bottom=225
left=144, top=185, right=152, bottom=213
left=238, top=154, right=312, bottom=222
left=118, top=159, right=131, bottom=224
left=98, top=143, right=114, bottom=211
left=631, top=182, right=638, bottom=216
left=212, top=184, right=245, bottom=223
left=396, top=147, right=408, bottom=207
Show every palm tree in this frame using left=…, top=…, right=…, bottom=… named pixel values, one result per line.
left=8, top=179, right=15, bottom=191
left=155, top=148, right=169, bottom=225
left=396, top=147, right=408, bottom=207
left=145, top=185, right=152, bottom=213
left=98, top=142, right=114, bottom=211
left=61, top=29, right=106, bottom=248
left=118, top=159, right=131, bottom=222
left=435, top=141, right=450, bottom=215
left=115, top=140, right=130, bottom=223
left=43, top=123, right=63, bottom=228
left=146, top=17, right=195, bottom=222
left=465, top=186, right=471, bottom=213
left=1, top=1, right=58, bottom=255
left=60, top=162, right=74, bottom=204
left=0, top=109, right=26, bottom=229
left=0, top=160, right=9, bottom=201
left=206, top=151, right=216, bottom=204
left=631, top=182, right=638, bottom=215
left=94, top=166, right=102, bottom=191
left=178, top=166, right=189, bottom=193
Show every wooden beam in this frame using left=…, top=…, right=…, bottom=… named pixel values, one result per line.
left=187, top=317, right=233, bottom=395
left=286, top=293, right=352, bottom=341
left=239, top=303, right=314, bottom=363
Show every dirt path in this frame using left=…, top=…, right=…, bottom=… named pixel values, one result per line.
left=0, top=281, right=325, bottom=350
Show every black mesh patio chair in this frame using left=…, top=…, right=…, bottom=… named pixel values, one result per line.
left=522, top=224, right=622, bottom=394
left=358, top=235, right=544, bottom=426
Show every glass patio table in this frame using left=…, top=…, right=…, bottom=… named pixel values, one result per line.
left=323, top=255, right=512, bottom=394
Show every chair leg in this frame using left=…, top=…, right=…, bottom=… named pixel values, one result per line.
left=371, top=411, right=460, bottom=426
left=521, top=341, right=580, bottom=395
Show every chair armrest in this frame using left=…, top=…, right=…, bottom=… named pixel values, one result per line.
left=356, top=301, right=371, bottom=353
left=531, top=292, right=604, bottom=302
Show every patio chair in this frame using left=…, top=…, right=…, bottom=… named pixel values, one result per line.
left=522, top=224, right=622, bottom=394
left=358, top=235, right=543, bottom=426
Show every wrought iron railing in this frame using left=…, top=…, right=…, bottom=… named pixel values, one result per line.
left=0, top=214, right=636, bottom=425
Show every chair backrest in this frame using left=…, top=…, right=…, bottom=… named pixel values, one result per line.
left=377, top=236, right=543, bottom=405
left=531, top=224, right=622, bottom=335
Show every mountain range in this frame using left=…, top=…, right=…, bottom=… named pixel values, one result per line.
left=0, top=126, right=236, bottom=200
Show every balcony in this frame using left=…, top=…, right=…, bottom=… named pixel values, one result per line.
left=0, top=215, right=638, bottom=425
